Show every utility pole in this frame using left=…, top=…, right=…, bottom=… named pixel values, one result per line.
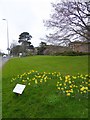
left=2, top=19, right=10, bottom=57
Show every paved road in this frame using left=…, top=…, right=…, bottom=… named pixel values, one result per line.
left=0, top=56, right=9, bottom=69
left=0, top=57, right=2, bottom=69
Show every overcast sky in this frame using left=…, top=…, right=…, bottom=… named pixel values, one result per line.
left=0, top=0, right=56, bottom=53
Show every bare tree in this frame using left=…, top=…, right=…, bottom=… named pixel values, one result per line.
left=44, top=0, right=90, bottom=46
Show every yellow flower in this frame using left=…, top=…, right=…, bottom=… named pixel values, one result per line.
left=80, top=87, right=85, bottom=91
left=28, top=83, right=31, bottom=85
left=22, top=80, right=25, bottom=82
left=72, top=76, right=77, bottom=79
left=60, top=77, right=62, bottom=80
left=35, top=80, right=38, bottom=84
left=60, top=83, right=62, bottom=86
left=27, top=77, right=29, bottom=80
left=61, top=88, right=64, bottom=90
left=57, top=87, right=60, bottom=90
left=66, top=90, right=69, bottom=93
left=64, top=83, right=66, bottom=86
left=44, top=79, right=47, bottom=82
left=75, top=86, right=78, bottom=88
left=65, top=80, right=68, bottom=82
left=69, top=81, right=71, bottom=84
left=65, top=87, right=67, bottom=89
left=70, top=89, right=73, bottom=93
left=70, top=85, right=72, bottom=88
left=83, top=91, right=87, bottom=93
left=57, top=82, right=60, bottom=84
left=88, top=90, right=90, bottom=92
left=85, top=82, right=88, bottom=84
left=85, top=87, right=88, bottom=90
left=66, top=93, right=70, bottom=96
left=40, top=80, right=42, bottom=83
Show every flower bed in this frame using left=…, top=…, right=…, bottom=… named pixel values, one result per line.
left=11, top=70, right=90, bottom=98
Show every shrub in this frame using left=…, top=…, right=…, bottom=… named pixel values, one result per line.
left=54, top=51, right=90, bottom=56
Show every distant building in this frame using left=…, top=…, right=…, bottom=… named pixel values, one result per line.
left=69, top=41, right=90, bottom=53
left=43, top=45, right=72, bottom=55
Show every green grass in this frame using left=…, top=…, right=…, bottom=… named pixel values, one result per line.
left=0, top=69, right=2, bottom=120
left=2, top=56, right=89, bottom=118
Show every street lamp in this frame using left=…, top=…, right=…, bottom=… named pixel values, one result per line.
left=2, top=19, right=10, bottom=57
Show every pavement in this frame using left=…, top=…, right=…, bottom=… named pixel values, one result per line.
left=0, top=56, right=9, bottom=69
left=0, top=57, right=2, bottom=69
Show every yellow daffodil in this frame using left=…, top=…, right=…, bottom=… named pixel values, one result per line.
left=60, top=83, right=62, bottom=86
left=22, top=80, right=25, bottom=82
left=28, top=83, right=31, bottom=85
left=80, top=87, right=85, bottom=91
left=35, top=80, right=38, bottom=84
left=57, top=82, right=60, bottom=84
left=69, top=81, right=71, bottom=84
left=61, top=88, right=64, bottom=90
left=88, top=90, right=90, bottom=92
left=40, top=80, right=42, bottom=83
left=66, top=93, right=70, bottom=96
left=70, top=85, right=72, bottom=88
left=64, top=83, right=66, bottom=86
left=65, top=80, right=68, bottom=82
left=57, top=87, right=60, bottom=90
left=85, top=87, right=88, bottom=90
left=83, top=90, right=86, bottom=93
left=66, top=90, right=69, bottom=93
left=85, top=82, right=88, bottom=84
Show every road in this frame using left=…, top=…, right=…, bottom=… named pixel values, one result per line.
left=0, top=57, right=2, bottom=69
left=0, top=56, right=9, bottom=69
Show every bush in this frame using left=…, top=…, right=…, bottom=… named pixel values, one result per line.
left=54, top=51, right=90, bottom=56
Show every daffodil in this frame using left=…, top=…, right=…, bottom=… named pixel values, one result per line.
left=35, top=80, right=38, bottom=84
left=83, top=91, right=87, bottom=93
left=60, top=83, right=62, bottom=86
left=57, top=87, right=60, bottom=90
left=22, top=80, right=25, bottom=82
left=66, top=93, right=70, bottom=96
left=85, top=82, right=88, bottom=84
left=28, top=83, right=31, bottom=85
left=70, top=85, right=73, bottom=88
left=64, top=83, right=66, bottom=86
left=69, top=81, right=71, bottom=84
left=61, top=88, right=64, bottom=90
left=85, top=87, right=88, bottom=90
left=80, top=87, right=85, bottom=91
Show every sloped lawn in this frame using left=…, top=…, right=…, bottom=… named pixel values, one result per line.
left=2, top=56, right=89, bottom=118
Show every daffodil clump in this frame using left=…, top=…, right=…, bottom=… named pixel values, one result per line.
left=11, top=70, right=58, bottom=85
left=11, top=70, right=90, bottom=98
left=56, top=74, right=90, bottom=98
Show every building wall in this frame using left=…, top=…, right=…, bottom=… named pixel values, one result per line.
left=69, top=42, right=90, bottom=53
left=43, top=45, right=72, bottom=55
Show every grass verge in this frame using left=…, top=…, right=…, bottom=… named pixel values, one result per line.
left=2, top=56, right=89, bottom=118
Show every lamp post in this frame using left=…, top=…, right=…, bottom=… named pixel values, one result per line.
left=2, top=19, right=10, bottom=57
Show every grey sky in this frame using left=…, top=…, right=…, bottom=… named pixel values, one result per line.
left=0, top=0, right=56, bottom=53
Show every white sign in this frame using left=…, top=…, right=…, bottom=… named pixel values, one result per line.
left=13, top=84, right=26, bottom=94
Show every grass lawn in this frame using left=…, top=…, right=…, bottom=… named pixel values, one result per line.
left=2, top=55, right=89, bottom=118
left=0, top=69, right=2, bottom=120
